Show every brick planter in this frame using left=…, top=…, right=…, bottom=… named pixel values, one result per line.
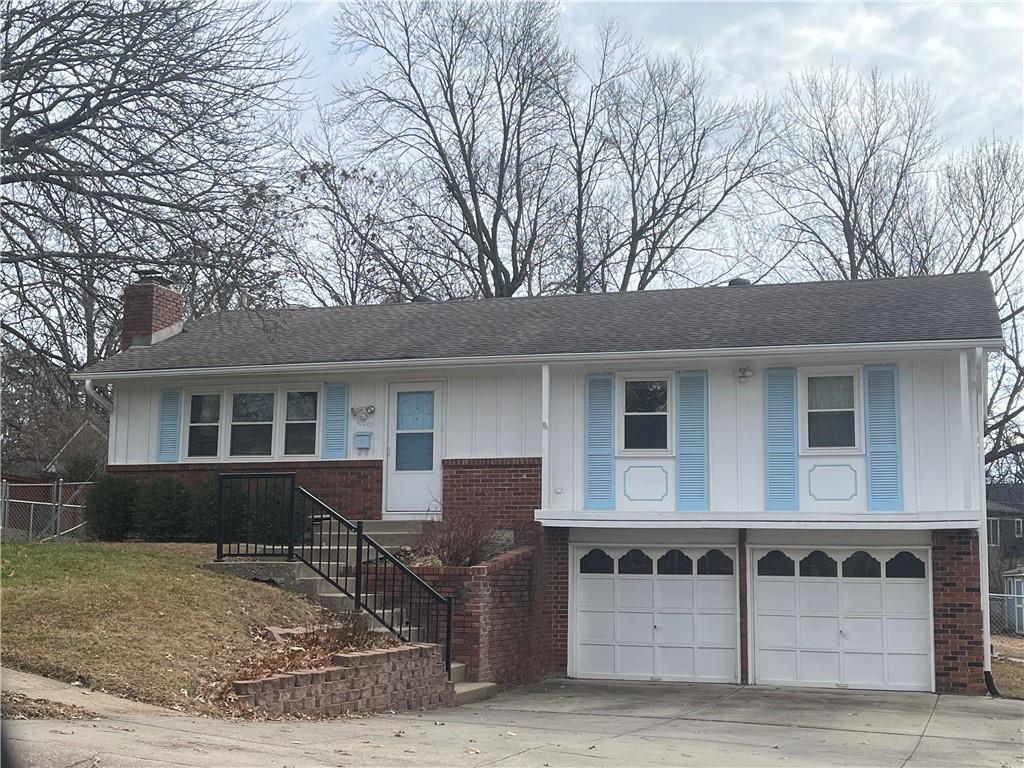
left=229, top=644, right=453, bottom=717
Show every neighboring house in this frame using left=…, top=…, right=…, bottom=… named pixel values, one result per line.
left=987, top=484, right=1024, bottom=590
left=76, top=272, right=1003, bottom=695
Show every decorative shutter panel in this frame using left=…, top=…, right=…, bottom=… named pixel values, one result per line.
left=763, top=368, right=798, bottom=511
left=584, top=374, right=615, bottom=510
left=677, top=371, right=708, bottom=511
left=321, top=383, right=349, bottom=459
left=864, top=365, right=902, bottom=511
left=156, top=389, right=181, bottom=462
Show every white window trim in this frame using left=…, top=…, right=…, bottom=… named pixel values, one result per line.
left=177, top=384, right=324, bottom=462
left=798, top=365, right=863, bottom=456
left=988, top=518, right=1001, bottom=546
left=616, top=372, right=674, bottom=457
left=1015, top=518, right=1023, bottom=538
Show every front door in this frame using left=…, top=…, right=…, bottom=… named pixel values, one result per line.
left=385, top=383, right=443, bottom=518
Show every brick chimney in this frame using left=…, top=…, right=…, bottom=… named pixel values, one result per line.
left=120, top=272, right=184, bottom=351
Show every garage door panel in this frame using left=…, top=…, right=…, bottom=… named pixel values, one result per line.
left=843, top=652, right=885, bottom=686
left=842, top=616, right=884, bottom=650
left=885, top=583, right=929, bottom=615
left=616, top=645, right=654, bottom=676
left=841, top=582, right=883, bottom=613
left=886, top=618, right=930, bottom=651
left=696, top=647, right=736, bottom=680
left=887, top=653, right=930, bottom=687
left=657, top=646, right=695, bottom=678
left=655, top=579, right=693, bottom=609
left=696, top=579, right=735, bottom=610
left=578, top=578, right=614, bottom=607
left=655, top=612, right=694, bottom=642
left=616, top=612, right=654, bottom=642
left=757, top=649, right=797, bottom=681
left=577, top=644, right=614, bottom=676
left=616, top=579, right=654, bottom=608
left=696, top=613, right=736, bottom=645
left=578, top=610, right=614, bottom=642
left=757, top=615, right=797, bottom=647
left=756, top=580, right=796, bottom=611
left=799, top=581, right=839, bottom=612
left=800, top=651, right=840, bottom=683
left=799, top=616, right=839, bottom=649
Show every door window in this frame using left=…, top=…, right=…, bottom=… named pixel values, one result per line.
left=395, top=391, right=434, bottom=471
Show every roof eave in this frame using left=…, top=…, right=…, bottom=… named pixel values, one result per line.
left=73, top=336, right=1006, bottom=382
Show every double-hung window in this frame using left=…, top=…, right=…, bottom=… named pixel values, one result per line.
left=989, top=518, right=1001, bottom=546
left=284, top=391, right=318, bottom=455
left=1016, top=518, right=1023, bottom=538
left=805, top=373, right=857, bottom=450
left=230, top=393, right=275, bottom=456
left=187, top=394, right=220, bottom=457
left=622, top=379, right=669, bottom=451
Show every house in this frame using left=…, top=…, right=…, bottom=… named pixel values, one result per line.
left=76, top=271, right=1003, bottom=695
left=987, top=484, right=1024, bottom=590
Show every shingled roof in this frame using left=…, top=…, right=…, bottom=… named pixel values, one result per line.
left=81, top=273, right=1003, bottom=376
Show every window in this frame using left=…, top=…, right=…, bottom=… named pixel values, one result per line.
left=842, top=551, right=880, bottom=578
left=657, top=550, right=693, bottom=575
left=697, top=549, right=733, bottom=575
left=618, top=549, right=653, bottom=574
left=395, top=391, right=434, bottom=471
left=989, top=519, right=1001, bottom=546
left=580, top=549, right=613, bottom=574
left=1016, top=519, right=1023, bottom=538
left=230, top=392, right=274, bottom=456
left=284, top=391, right=317, bottom=455
left=757, top=550, right=794, bottom=577
left=806, top=374, right=856, bottom=449
left=187, top=394, right=220, bottom=457
left=886, top=551, right=925, bottom=579
left=623, top=379, right=668, bottom=451
left=799, top=551, right=837, bottom=577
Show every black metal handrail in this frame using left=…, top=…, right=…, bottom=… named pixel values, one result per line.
left=216, top=472, right=453, bottom=676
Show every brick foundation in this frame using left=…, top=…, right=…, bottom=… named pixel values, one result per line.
left=107, top=460, right=383, bottom=520
left=441, top=458, right=541, bottom=541
left=931, top=529, right=986, bottom=694
left=230, top=644, right=453, bottom=716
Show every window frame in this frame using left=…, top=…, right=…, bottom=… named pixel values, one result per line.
left=989, top=518, right=1001, bottom=546
left=184, top=391, right=223, bottom=459
left=282, top=389, right=320, bottom=457
left=798, top=366, right=863, bottom=455
left=617, top=373, right=674, bottom=456
left=1016, top=518, right=1023, bottom=539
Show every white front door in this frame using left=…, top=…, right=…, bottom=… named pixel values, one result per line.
left=752, top=546, right=932, bottom=691
left=385, top=383, right=443, bottom=519
left=572, top=544, right=738, bottom=682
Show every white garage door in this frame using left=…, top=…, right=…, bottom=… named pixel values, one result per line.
left=752, top=547, right=932, bottom=691
left=573, top=545, right=737, bottom=682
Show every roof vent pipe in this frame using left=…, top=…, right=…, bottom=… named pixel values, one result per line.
left=727, top=278, right=752, bottom=286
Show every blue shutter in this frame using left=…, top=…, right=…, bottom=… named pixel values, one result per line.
left=864, top=365, right=902, bottom=511
left=584, top=374, right=615, bottom=510
left=156, top=389, right=181, bottom=462
left=321, top=383, right=349, bottom=459
left=764, top=368, right=798, bottom=511
left=677, top=371, right=708, bottom=511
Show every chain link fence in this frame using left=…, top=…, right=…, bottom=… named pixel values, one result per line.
left=0, top=480, right=93, bottom=541
left=990, top=593, right=1024, bottom=637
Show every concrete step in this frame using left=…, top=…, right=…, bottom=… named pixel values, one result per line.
left=453, top=681, right=498, bottom=706
left=352, top=520, right=425, bottom=535
left=310, top=531, right=420, bottom=547
left=449, top=662, right=467, bottom=684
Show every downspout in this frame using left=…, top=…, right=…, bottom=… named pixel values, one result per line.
left=975, top=348, right=998, bottom=696
left=83, top=378, right=113, bottom=414
left=541, top=364, right=551, bottom=510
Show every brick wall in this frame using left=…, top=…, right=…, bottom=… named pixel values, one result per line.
left=737, top=529, right=749, bottom=684
left=539, top=526, right=569, bottom=677
left=120, top=281, right=184, bottom=350
left=107, top=460, right=383, bottom=519
left=932, top=529, right=986, bottom=694
left=441, top=458, right=541, bottom=541
left=230, top=644, right=453, bottom=716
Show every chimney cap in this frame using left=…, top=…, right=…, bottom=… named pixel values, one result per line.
left=134, top=268, right=174, bottom=287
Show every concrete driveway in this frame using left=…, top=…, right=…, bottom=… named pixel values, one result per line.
left=4, top=679, right=1022, bottom=767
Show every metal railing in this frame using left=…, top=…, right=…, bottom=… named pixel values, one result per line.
left=991, top=593, right=1024, bottom=636
left=0, top=479, right=92, bottom=541
left=216, top=472, right=453, bottom=675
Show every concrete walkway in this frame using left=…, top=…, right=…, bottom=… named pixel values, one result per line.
left=3, top=677, right=1023, bottom=767
left=2, top=668, right=183, bottom=718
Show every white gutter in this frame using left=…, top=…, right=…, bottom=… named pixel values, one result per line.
left=83, top=378, right=113, bottom=413
left=72, top=337, right=1005, bottom=382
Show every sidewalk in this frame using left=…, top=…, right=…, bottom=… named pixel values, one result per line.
left=2, top=667, right=183, bottom=719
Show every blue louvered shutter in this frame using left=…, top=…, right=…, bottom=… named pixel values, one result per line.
left=156, top=389, right=181, bottom=462
left=321, top=383, right=349, bottom=459
left=864, top=365, right=902, bottom=511
left=764, top=368, right=798, bottom=511
left=584, top=374, right=615, bottom=510
left=677, top=371, right=708, bottom=511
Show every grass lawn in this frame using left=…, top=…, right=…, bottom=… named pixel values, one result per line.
left=993, top=658, right=1024, bottom=700
left=1, top=541, right=327, bottom=715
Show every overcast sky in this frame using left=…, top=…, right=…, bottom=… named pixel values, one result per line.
left=283, top=0, right=1024, bottom=149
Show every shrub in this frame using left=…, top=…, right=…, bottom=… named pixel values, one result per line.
left=186, top=473, right=219, bottom=542
left=418, top=507, right=498, bottom=567
left=134, top=477, right=191, bottom=541
left=85, top=475, right=140, bottom=540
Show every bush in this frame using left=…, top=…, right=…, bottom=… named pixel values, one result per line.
left=186, top=473, right=219, bottom=542
left=134, top=477, right=191, bottom=541
left=418, top=507, right=498, bottom=567
left=85, top=475, right=140, bottom=540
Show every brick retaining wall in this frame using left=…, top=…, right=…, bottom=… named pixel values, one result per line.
left=107, top=460, right=383, bottom=520
left=229, top=644, right=453, bottom=716
left=932, top=529, right=986, bottom=694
